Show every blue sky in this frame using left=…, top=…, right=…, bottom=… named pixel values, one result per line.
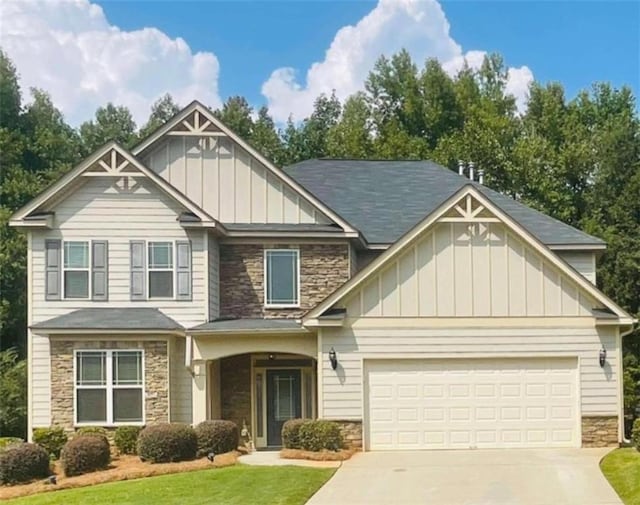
left=2, top=0, right=638, bottom=125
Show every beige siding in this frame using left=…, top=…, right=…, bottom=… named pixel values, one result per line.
left=557, top=251, right=597, bottom=284
left=169, top=337, right=192, bottom=424
left=343, top=223, right=598, bottom=318
left=30, top=177, right=208, bottom=426
left=144, top=137, right=331, bottom=224
left=320, top=324, right=618, bottom=420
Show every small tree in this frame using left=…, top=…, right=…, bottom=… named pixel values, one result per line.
left=0, top=348, right=26, bottom=439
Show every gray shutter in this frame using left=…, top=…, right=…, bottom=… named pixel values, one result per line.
left=45, top=239, right=61, bottom=300
left=130, top=240, right=146, bottom=300
left=176, top=240, right=192, bottom=301
left=92, top=240, right=108, bottom=301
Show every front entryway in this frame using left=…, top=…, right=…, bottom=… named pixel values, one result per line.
left=266, top=369, right=302, bottom=446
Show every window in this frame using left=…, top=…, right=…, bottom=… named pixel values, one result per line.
left=64, top=241, right=89, bottom=298
left=75, top=350, right=144, bottom=425
left=148, top=242, right=173, bottom=298
left=265, top=249, right=299, bottom=306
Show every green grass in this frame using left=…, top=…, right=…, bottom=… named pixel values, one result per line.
left=7, top=465, right=336, bottom=505
left=601, top=448, right=640, bottom=505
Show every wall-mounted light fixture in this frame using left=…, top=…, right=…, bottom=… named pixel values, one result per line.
left=329, top=347, right=338, bottom=370
left=599, top=346, right=607, bottom=368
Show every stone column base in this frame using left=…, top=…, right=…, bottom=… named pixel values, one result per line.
left=582, top=416, right=618, bottom=447
left=333, top=420, right=363, bottom=450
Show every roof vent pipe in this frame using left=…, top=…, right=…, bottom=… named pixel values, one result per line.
left=468, top=161, right=475, bottom=181
left=458, top=160, right=465, bottom=176
left=478, top=168, right=485, bottom=185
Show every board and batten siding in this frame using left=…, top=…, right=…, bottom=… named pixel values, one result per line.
left=144, top=137, right=331, bottom=224
left=319, top=324, right=619, bottom=420
left=557, top=251, right=597, bottom=284
left=342, top=222, right=599, bottom=318
left=29, top=177, right=208, bottom=427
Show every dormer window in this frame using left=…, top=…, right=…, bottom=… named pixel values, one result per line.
left=63, top=241, right=90, bottom=299
left=264, top=249, right=299, bottom=307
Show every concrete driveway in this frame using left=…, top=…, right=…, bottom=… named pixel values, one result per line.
left=307, top=448, right=621, bottom=505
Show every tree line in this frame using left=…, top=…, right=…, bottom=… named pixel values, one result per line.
left=0, top=49, right=638, bottom=437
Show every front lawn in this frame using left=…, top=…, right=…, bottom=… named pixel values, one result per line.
left=6, top=466, right=335, bottom=505
left=601, top=448, right=640, bottom=505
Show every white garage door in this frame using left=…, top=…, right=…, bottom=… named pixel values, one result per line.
left=365, top=358, right=578, bottom=450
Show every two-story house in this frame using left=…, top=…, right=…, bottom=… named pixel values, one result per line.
left=10, top=101, right=635, bottom=451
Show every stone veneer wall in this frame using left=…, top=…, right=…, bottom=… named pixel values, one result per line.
left=49, top=339, right=169, bottom=432
left=334, top=420, right=363, bottom=450
left=220, top=355, right=252, bottom=432
left=582, top=416, right=618, bottom=447
left=219, top=242, right=350, bottom=318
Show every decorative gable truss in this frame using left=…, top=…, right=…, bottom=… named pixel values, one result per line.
left=304, top=186, right=634, bottom=326
left=166, top=109, right=224, bottom=137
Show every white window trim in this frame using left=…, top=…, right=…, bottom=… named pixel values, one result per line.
left=73, top=349, right=146, bottom=427
left=62, top=240, right=91, bottom=300
left=264, top=248, right=300, bottom=308
left=147, top=241, right=176, bottom=300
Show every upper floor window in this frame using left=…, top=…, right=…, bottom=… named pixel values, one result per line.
left=148, top=242, right=174, bottom=298
left=265, top=249, right=299, bottom=307
left=63, top=241, right=89, bottom=298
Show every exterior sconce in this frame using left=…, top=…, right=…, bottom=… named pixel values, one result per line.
left=329, top=347, right=338, bottom=370
left=599, top=347, right=607, bottom=368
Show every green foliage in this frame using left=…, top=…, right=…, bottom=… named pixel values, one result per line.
left=0, top=437, right=23, bottom=451
left=75, top=426, right=108, bottom=438
left=33, top=426, right=68, bottom=459
left=281, top=419, right=307, bottom=449
left=137, top=423, right=197, bottom=463
left=138, top=94, right=181, bottom=139
left=114, top=426, right=142, bottom=455
left=298, top=420, right=343, bottom=452
left=633, top=419, right=640, bottom=451
left=61, top=435, right=111, bottom=477
left=79, top=103, right=137, bottom=153
left=0, top=443, right=50, bottom=484
left=194, top=420, right=238, bottom=457
left=0, top=348, right=26, bottom=438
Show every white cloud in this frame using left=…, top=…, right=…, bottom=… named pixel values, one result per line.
left=1, top=0, right=222, bottom=126
left=262, top=0, right=534, bottom=121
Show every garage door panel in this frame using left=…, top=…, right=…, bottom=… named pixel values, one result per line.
left=366, top=358, right=578, bottom=450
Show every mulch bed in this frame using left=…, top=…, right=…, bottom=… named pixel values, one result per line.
left=0, top=451, right=239, bottom=500
left=280, top=448, right=355, bottom=461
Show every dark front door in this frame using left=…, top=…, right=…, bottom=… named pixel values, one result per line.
left=266, top=369, right=301, bottom=446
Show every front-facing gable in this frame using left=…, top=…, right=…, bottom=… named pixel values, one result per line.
left=305, top=186, right=633, bottom=324
left=132, top=102, right=356, bottom=231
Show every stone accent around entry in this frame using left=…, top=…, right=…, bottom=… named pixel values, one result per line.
left=333, top=420, right=363, bottom=450
left=49, top=339, right=169, bottom=433
left=220, top=354, right=252, bottom=432
left=582, top=415, right=618, bottom=447
left=219, top=242, right=350, bottom=319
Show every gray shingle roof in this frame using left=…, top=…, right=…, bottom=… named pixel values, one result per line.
left=190, top=318, right=304, bottom=332
left=31, top=308, right=183, bottom=331
left=283, top=159, right=605, bottom=247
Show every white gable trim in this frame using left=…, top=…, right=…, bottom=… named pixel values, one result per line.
left=304, top=185, right=633, bottom=323
left=10, top=142, right=219, bottom=228
left=132, top=101, right=357, bottom=234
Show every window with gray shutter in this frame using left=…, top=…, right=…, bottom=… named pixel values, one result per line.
left=130, top=240, right=146, bottom=300
left=45, top=239, right=61, bottom=300
left=176, top=240, right=192, bottom=301
left=148, top=242, right=173, bottom=298
left=92, top=240, right=108, bottom=301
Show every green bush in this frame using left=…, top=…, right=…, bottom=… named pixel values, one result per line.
left=0, top=437, right=23, bottom=452
left=32, top=427, right=67, bottom=459
left=194, top=420, right=238, bottom=457
left=298, top=420, right=343, bottom=452
left=632, top=418, right=640, bottom=451
left=137, top=424, right=197, bottom=463
left=281, top=419, right=307, bottom=449
left=61, top=435, right=110, bottom=477
left=0, top=349, right=27, bottom=439
left=114, top=426, right=142, bottom=455
left=0, top=443, right=50, bottom=484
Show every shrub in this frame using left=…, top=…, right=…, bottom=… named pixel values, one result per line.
left=137, top=423, right=197, bottom=463
left=76, top=426, right=108, bottom=438
left=61, top=435, right=110, bottom=477
left=114, top=426, right=142, bottom=455
left=32, top=427, right=67, bottom=459
left=0, top=443, right=50, bottom=484
left=281, top=419, right=307, bottom=449
left=0, top=437, right=23, bottom=452
left=298, top=420, right=343, bottom=452
left=194, top=420, right=238, bottom=457
left=632, top=418, right=640, bottom=451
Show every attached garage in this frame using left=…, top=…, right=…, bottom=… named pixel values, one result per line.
left=365, top=358, right=579, bottom=450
